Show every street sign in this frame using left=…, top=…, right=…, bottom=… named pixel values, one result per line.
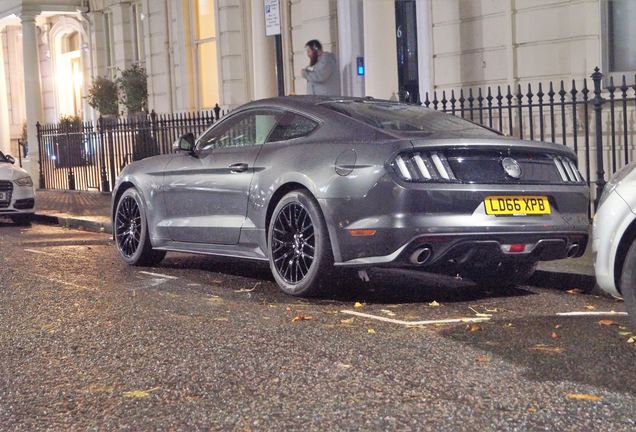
left=264, top=0, right=281, bottom=36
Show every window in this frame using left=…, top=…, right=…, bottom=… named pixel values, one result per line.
left=104, top=12, right=115, bottom=78
left=197, top=110, right=282, bottom=151
left=322, top=101, right=499, bottom=136
left=268, top=113, right=319, bottom=142
left=192, top=0, right=219, bottom=109
left=131, top=3, right=145, bottom=65
left=603, top=0, right=636, bottom=78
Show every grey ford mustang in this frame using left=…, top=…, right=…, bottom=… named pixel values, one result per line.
left=112, top=96, right=589, bottom=296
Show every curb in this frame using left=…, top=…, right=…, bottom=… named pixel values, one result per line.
left=33, top=213, right=112, bottom=235
left=530, top=270, right=603, bottom=295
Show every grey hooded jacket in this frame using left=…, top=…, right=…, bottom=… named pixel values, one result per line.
left=302, top=52, right=341, bottom=96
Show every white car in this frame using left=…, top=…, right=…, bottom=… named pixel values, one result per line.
left=593, top=161, right=636, bottom=326
left=0, top=150, right=35, bottom=225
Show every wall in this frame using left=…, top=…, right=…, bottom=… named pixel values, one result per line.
left=430, top=0, right=601, bottom=92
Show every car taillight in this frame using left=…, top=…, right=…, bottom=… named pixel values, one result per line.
left=392, top=151, right=457, bottom=182
left=553, top=156, right=584, bottom=183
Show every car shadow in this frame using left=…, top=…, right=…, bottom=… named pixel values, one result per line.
left=159, top=254, right=534, bottom=305
left=439, top=315, right=636, bottom=396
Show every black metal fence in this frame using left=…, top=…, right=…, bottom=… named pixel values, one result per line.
left=423, top=68, right=636, bottom=210
left=37, top=105, right=223, bottom=192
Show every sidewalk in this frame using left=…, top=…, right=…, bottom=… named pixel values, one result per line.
left=35, top=189, right=112, bottom=234
left=33, top=189, right=596, bottom=290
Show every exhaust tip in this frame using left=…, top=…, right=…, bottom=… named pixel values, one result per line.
left=410, top=247, right=433, bottom=265
left=567, top=243, right=580, bottom=258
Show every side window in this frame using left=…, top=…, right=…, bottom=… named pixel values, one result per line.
left=197, top=110, right=281, bottom=151
left=267, top=113, right=319, bottom=143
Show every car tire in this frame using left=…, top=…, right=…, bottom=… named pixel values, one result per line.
left=620, top=240, right=636, bottom=329
left=463, top=261, right=537, bottom=291
left=114, top=188, right=166, bottom=267
left=268, top=190, right=334, bottom=297
left=10, top=214, right=33, bottom=226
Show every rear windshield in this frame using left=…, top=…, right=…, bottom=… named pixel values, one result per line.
left=0, top=151, right=7, bottom=163
left=322, top=101, right=499, bottom=136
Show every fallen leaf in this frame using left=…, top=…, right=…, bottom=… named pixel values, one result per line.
left=122, top=387, right=160, bottom=399
left=567, top=289, right=583, bottom=295
left=475, top=355, right=491, bottom=363
left=367, top=328, right=376, bottom=334
left=336, top=362, right=352, bottom=369
left=530, top=344, right=563, bottom=353
left=554, top=324, right=562, bottom=329
left=465, top=324, right=482, bottom=332
left=292, top=315, right=313, bottom=322
left=353, top=302, right=364, bottom=309
left=618, top=331, right=632, bottom=337
left=628, top=337, right=635, bottom=344
left=566, top=393, right=603, bottom=401
left=504, top=323, right=514, bottom=328
left=528, top=407, right=537, bottom=413
left=551, top=331, right=559, bottom=339
left=584, top=305, right=596, bottom=311
left=85, top=384, right=115, bottom=394
left=340, top=317, right=355, bottom=325
left=428, top=301, right=440, bottom=307
left=598, top=319, right=616, bottom=326
left=380, top=309, right=396, bottom=316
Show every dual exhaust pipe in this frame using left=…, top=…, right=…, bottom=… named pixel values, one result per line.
left=410, top=246, right=433, bottom=266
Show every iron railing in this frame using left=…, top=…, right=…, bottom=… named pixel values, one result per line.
left=37, top=105, right=223, bottom=192
left=422, top=68, right=636, bottom=210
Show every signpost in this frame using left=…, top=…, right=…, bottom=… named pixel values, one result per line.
left=264, top=0, right=285, bottom=96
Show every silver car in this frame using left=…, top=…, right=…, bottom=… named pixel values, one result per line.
left=112, top=96, right=589, bottom=296
left=593, top=162, right=636, bottom=327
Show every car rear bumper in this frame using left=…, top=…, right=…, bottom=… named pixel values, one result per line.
left=321, top=179, right=590, bottom=266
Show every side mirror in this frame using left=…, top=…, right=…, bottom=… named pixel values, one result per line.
left=172, top=133, right=196, bottom=153
left=5, top=155, right=15, bottom=164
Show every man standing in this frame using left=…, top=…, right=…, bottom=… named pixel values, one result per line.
left=301, top=40, right=341, bottom=96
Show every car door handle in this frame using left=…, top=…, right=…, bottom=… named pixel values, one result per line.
left=228, top=162, right=249, bottom=173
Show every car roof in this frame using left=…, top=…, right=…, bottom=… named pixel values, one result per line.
left=237, top=95, right=396, bottom=114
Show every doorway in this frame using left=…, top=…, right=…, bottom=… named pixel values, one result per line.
left=395, top=0, right=420, bottom=104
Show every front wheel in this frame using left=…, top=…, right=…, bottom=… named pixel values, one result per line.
left=267, top=190, right=334, bottom=297
left=620, top=241, right=636, bottom=329
left=463, top=261, right=537, bottom=291
left=114, top=188, right=166, bottom=266
left=10, top=214, right=33, bottom=226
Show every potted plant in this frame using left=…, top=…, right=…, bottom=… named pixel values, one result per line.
left=118, top=64, right=156, bottom=160
left=117, top=64, right=148, bottom=117
left=86, top=76, right=119, bottom=118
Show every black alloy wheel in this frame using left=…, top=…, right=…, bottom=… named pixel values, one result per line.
left=116, top=195, right=142, bottom=258
left=114, top=188, right=166, bottom=266
left=272, top=202, right=316, bottom=284
left=268, top=190, right=333, bottom=297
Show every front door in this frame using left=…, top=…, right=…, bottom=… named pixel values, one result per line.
left=162, top=109, right=282, bottom=244
left=395, top=0, right=420, bottom=104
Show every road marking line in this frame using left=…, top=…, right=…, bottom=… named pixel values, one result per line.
left=138, top=271, right=178, bottom=280
left=33, top=274, right=96, bottom=292
left=24, top=248, right=56, bottom=256
left=557, top=311, right=628, bottom=317
left=340, top=310, right=491, bottom=326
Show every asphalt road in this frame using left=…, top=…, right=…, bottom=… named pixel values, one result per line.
left=0, top=222, right=634, bottom=431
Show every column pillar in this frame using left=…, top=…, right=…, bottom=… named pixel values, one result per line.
left=251, top=0, right=277, bottom=99
left=0, top=31, right=11, bottom=156
left=363, top=0, right=399, bottom=99
left=21, top=13, right=43, bottom=187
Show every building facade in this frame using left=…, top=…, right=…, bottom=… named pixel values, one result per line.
left=0, top=0, right=633, bottom=186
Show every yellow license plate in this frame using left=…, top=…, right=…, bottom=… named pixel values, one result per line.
left=484, top=196, right=551, bottom=215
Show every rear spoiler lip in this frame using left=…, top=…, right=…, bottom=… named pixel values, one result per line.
left=409, top=138, right=578, bottom=161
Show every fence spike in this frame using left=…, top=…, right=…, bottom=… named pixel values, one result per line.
left=432, top=91, right=439, bottom=110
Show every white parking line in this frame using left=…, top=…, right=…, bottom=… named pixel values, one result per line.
left=340, top=310, right=491, bottom=326
left=557, top=311, right=628, bottom=317
left=24, top=248, right=56, bottom=256
left=138, top=271, right=178, bottom=280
